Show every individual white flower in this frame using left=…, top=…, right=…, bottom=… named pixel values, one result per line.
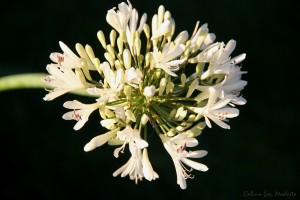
left=190, top=88, right=239, bottom=129
left=151, top=19, right=173, bottom=40
left=160, top=133, right=208, bottom=189
left=84, top=128, right=120, bottom=152
left=143, top=85, right=156, bottom=97
left=189, top=22, right=216, bottom=52
left=62, top=100, right=99, bottom=130
left=106, top=1, right=133, bottom=34
left=152, top=42, right=186, bottom=77
left=142, top=148, right=159, bottom=181
left=97, top=62, right=125, bottom=102
left=126, top=8, right=147, bottom=48
left=49, top=41, right=82, bottom=69
left=42, top=64, right=89, bottom=101
left=124, top=67, right=143, bottom=88
left=112, top=126, right=158, bottom=182
left=195, top=67, right=247, bottom=103
left=197, top=40, right=246, bottom=80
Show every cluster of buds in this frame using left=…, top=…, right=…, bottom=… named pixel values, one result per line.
left=43, top=1, right=247, bottom=189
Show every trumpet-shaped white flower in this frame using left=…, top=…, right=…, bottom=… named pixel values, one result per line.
left=113, top=126, right=158, bottom=182
left=62, top=100, right=99, bottom=130
left=97, top=62, right=125, bottom=102
left=195, top=67, right=247, bottom=103
left=90, top=62, right=143, bottom=102
left=106, top=0, right=146, bottom=48
left=190, top=88, right=239, bottom=129
left=189, top=22, right=216, bottom=52
left=201, top=40, right=246, bottom=80
left=151, top=19, right=173, bottom=40
left=43, top=64, right=88, bottom=101
left=84, top=128, right=120, bottom=152
left=152, top=43, right=186, bottom=77
left=106, top=1, right=133, bottom=34
left=160, top=133, right=208, bottom=189
left=49, top=41, right=82, bottom=69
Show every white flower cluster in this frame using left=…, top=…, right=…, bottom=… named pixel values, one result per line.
left=43, top=1, right=247, bottom=189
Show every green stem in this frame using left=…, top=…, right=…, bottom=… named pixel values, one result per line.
left=0, top=73, right=93, bottom=97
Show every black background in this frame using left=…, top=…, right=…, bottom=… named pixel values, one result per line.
left=0, top=0, right=299, bottom=199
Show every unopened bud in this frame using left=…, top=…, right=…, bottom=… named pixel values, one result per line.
left=97, top=30, right=107, bottom=49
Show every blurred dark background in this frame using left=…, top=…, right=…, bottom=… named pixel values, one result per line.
left=0, top=0, right=299, bottom=199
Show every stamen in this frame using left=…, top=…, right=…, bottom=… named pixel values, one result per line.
left=72, top=110, right=82, bottom=121
left=57, top=55, right=64, bottom=66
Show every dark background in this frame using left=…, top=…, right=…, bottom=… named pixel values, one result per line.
left=0, top=0, right=299, bottom=199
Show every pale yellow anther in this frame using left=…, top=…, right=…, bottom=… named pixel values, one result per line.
left=110, top=30, right=117, bottom=47
left=123, top=49, right=131, bottom=69
left=97, top=30, right=107, bottom=49
left=159, top=77, right=167, bottom=96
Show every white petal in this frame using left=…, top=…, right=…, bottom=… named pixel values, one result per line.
left=151, top=20, right=172, bottom=39
left=181, top=158, right=208, bottom=171
left=84, top=129, right=118, bottom=152
left=142, top=149, right=158, bottom=181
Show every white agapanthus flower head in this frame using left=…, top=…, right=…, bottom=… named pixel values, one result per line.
left=43, top=1, right=247, bottom=189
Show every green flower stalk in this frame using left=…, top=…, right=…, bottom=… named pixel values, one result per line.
left=40, top=1, right=247, bottom=189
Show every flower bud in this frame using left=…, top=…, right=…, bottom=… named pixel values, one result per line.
left=143, top=85, right=156, bottom=97
left=110, top=30, right=117, bottom=47
left=123, top=49, right=131, bottom=69
left=97, top=30, right=107, bottom=49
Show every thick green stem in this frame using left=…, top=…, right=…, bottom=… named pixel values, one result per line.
left=0, top=73, right=93, bottom=97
